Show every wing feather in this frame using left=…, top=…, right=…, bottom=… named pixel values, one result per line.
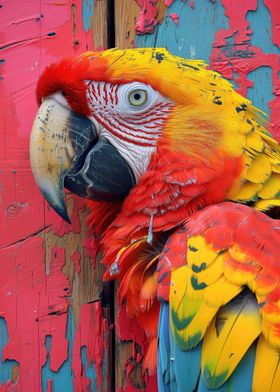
left=252, top=334, right=280, bottom=392
left=163, top=202, right=280, bottom=390
left=201, top=290, right=261, bottom=388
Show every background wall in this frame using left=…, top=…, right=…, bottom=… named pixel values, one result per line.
left=0, top=0, right=279, bottom=391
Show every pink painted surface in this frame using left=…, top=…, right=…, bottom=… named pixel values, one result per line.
left=135, top=0, right=159, bottom=35
left=70, top=251, right=81, bottom=274
left=0, top=240, right=69, bottom=390
left=169, top=13, right=179, bottom=25
left=116, top=305, right=157, bottom=392
left=0, top=1, right=105, bottom=390
left=72, top=302, right=108, bottom=392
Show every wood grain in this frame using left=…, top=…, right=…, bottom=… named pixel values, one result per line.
left=92, top=0, right=108, bottom=50
left=114, top=0, right=140, bottom=48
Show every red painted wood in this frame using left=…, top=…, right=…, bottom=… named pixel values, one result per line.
left=0, top=1, right=105, bottom=390
left=0, top=239, right=69, bottom=390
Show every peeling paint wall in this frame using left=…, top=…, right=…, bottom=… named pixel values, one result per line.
left=0, top=1, right=110, bottom=390
left=1, top=0, right=280, bottom=391
left=135, top=0, right=280, bottom=140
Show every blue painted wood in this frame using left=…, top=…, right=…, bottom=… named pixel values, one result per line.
left=42, top=308, right=75, bottom=392
left=247, top=66, right=273, bottom=115
left=0, top=318, right=18, bottom=385
left=82, top=0, right=95, bottom=32
left=136, top=0, right=280, bottom=117
left=136, top=0, right=228, bottom=62
left=41, top=306, right=106, bottom=391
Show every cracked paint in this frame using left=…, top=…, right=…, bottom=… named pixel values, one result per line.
left=134, top=0, right=280, bottom=142
left=135, top=0, right=160, bottom=35
left=1, top=0, right=279, bottom=390
left=0, top=0, right=108, bottom=390
left=116, top=305, right=158, bottom=392
left=0, top=240, right=69, bottom=390
left=210, top=0, right=280, bottom=140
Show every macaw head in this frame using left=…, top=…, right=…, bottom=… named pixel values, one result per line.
left=30, top=48, right=278, bottom=232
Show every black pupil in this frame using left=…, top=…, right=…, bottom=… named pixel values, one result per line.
left=134, top=93, right=141, bottom=101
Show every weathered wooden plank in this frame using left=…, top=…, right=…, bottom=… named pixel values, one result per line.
left=92, top=0, right=108, bottom=50
left=114, top=0, right=140, bottom=49
left=114, top=0, right=167, bottom=49
left=0, top=1, right=111, bottom=390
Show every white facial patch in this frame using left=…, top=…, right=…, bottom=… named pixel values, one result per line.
left=85, top=81, right=174, bottom=181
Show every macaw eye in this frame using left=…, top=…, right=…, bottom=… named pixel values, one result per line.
left=116, top=82, right=163, bottom=114
left=128, top=89, right=147, bottom=106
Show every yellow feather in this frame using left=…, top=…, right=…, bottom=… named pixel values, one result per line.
left=228, top=244, right=250, bottom=263
left=170, top=265, right=217, bottom=349
left=224, top=263, right=255, bottom=286
left=172, top=301, right=218, bottom=350
left=190, top=252, right=224, bottom=286
left=259, top=174, right=280, bottom=198
left=246, top=132, right=265, bottom=153
left=201, top=292, right=261, bottom=389
left=187, top=235, right=222, bottom=268
left=234, top=181, right=263, bottom=201
left=245, top=155, right=271, bottom=183
left=187, top=275, right=242, bottom=307
left=255, top=199, right=280, bottom=211
left=253, top=335, right=280, bottom=392
left=272, top=164, right=280, bottom=173
left=262, top=318, right=280, bottom=347
left=170, top=264, right=241, bottom=350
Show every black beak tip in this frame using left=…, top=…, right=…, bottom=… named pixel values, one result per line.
left=60, top=210, right=72, bottom=224
left=42, top=188, right=72, bottom=224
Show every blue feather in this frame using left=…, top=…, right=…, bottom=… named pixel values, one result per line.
left=158, top=302, right=171, bottom=392
left=170, top=322, right=202, bottom=392
left=198, top=343, right=256, bottom=392
left=158, top=302, right=202, bottom=392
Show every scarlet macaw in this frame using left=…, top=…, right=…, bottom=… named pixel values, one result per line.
left=30, top=48, right=280, bottom=391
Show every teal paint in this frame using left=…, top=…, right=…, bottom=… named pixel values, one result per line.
left=247, top=0, right=280, bottom=55
left=135, top=0, right=228, bottom=62
left=80, top=336, right=108, bottom=391
left=247, top=66, right=274, bottom=115
left=135, top=0, right=279, bottom=118
left=246, top=1, right=279, bottom=115
left=42, top=306, right=108, bottom=391
left=42, top=308, right=75, bottom=392
left=83, top=0, right=94, bottom=32
left=81, top=346, right=99, bottom=391
left=0, top=318, right=18, bottom=384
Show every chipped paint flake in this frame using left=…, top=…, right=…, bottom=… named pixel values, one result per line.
left=82, top=0, right=95, bottom=33
left=72, top=302, right=105, bottom=392
left=70, top=251, right=81, bottom=273
left=169, top=13, right=179, bottom=25
left=165, top=0, right=175, bottom=6
left=0, top=238, right=69, bottom=390
left=135, top=0, right=159, bottom=35
left=210, top=0, right=280, bottom=141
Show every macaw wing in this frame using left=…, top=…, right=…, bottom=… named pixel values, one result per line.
left=157, top=202, right=280, bottom=392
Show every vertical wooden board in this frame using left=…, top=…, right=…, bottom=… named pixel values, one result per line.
left=114, top=0, right=167, bottom=49
left=0, top=1, right=111, bottom=391
left=114, top=0, right=280, bottom=391
left=92, top=0, right=108, bottom=49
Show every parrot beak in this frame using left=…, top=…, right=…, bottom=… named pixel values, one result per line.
left=30, top=96, right=136, bottom=223
left=30, top=97, right=98, bottom=223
